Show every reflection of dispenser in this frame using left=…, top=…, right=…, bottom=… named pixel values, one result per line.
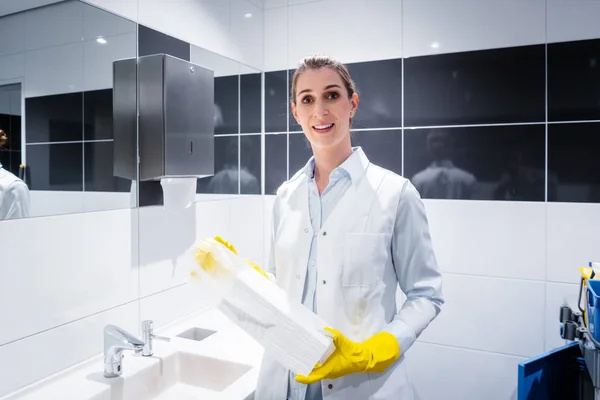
left=113, top=54, right=214, bottom=182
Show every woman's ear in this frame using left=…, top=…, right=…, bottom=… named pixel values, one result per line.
left=351, top=92, right=359, bottom=116
left=291, top=101, right=299, bottom=123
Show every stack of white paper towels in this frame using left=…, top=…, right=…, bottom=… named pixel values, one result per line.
left=190, top=238, right=335, bottom=377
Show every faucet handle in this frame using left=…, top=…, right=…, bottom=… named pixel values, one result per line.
left=141, top=320, right=171, bottom=357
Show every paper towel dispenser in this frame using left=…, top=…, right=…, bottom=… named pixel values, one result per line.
left=113, top=53, right=215, bottom=182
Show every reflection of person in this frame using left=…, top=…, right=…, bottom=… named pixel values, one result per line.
left=0, top=131, right=30, bottom=219
left=206, top=137, right=259, bottom=194
left=411, top=129, right=477, bottom=199
left=251, top=54, right=444, bottom=400
left=493, top=148, right=546, bottom=201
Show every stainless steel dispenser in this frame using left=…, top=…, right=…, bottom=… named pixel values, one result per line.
left=113, top=54, right=214, bottom=182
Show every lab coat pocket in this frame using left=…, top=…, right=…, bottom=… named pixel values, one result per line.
left=342, top=232, right=387, bottom=287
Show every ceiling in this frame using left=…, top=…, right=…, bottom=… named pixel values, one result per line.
left=0, top=0, right=64, bottom=18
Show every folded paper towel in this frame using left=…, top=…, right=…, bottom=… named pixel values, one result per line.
left=191, top=239, right=335, bottom=376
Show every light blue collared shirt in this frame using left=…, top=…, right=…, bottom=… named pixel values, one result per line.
left=287, top=148, right=363, bottom=400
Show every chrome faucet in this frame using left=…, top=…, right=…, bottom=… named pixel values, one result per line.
left=141, top=320, right=170, bottom=357
left=103, top=325, right=144, bottom=378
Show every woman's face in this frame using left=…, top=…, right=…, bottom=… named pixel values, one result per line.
left=291, top=68, right=358, bottom=152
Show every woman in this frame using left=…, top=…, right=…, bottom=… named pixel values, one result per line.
left=252, top=54, right=445, bottom=400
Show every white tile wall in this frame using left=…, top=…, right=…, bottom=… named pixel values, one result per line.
left=79, top=0, right=139, bottom=23
left=228, top=196, right=265, bottom=265
left=424, top=200, right=546, bottom=280
left=24, top=1, right=84, bottom=51
left=230, top=0, right=264, bottom=70
left=406, top=342, right=524, bottom=400
left=547, top=0, right=600, bottom=43
left=0, top=53, right=25, bottom=81
left=547, top=203, right=600, bottom=284
left=264, top=6, right=288, bottom=71
left=83, top=32, right=137, bottom=91
left=0, top=13, right=25, bottom=56
left=0, top=208, right=139, bottom=346
left=286, top=0, right=403, bottom=67
left=403, top=0, right=546, bottom=58
left=418, top=273, right=546, bottom=357
left=83, top=3, right=136, bottom=40
left=24, top=42, right=83, bottom=97
left=0, top=301, right=138, bottom=397
left=190, top=45, right=245, bottom=78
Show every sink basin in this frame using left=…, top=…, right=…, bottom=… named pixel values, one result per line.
left=177, top=327, right=216, bottom=342
left=106, top=352, right=253, bottom=400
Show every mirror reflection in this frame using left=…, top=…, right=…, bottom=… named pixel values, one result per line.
left=0, top=0, right=138, bottom=220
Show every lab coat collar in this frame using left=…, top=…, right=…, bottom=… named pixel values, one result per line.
left=301, top=146, right=369, bottom=187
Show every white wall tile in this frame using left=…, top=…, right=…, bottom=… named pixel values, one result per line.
left=28, top=191, right=85, bottom=217
left=403, top=0, right=546, bottom=58
left=190, top=45, right=243, bottom=77
left=83, top=2, right=136, bottom=40
left=264, top=6, right=288, bottom=71
left=138, top=200, right=232, bottom=297
left=418, top=273, right=546, bottom=357
left=547, top=203, right=600, bottom=284
left=0, top=53, right=25, bottom=81
left=24, top=42, right=83, bottom=97
left=424, top=200, right=546, bottom=280
left=0, top=301, right=138, bottom=398
left=287, top=0, right=402, bottom=67
left=230, top=0, right=264, bottom=71
left=228, top=196, right=264, bottom=265
left=264, top=0, right=288, bottom=8
left=83, top=32, right=136, bottom=91
left=406, top=342, right=523, bottom=400
left=545, top=282, right=581, bottom=352
left=79, top=0, right=139, bottom=23
left=547, top=0, right=600, bottom=43
left=140, top=284, right=213, bottom=331
left=0, top=209, right=138, bottom=346
left=24, top=1, right=84, bottom=51
left=0, top=13, right=25, bottom=56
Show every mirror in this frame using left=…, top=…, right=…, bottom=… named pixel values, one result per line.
left=0, top=0, right=138, bottom=220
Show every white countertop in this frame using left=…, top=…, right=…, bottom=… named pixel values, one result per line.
left=3, top=308, right=265, bottom=400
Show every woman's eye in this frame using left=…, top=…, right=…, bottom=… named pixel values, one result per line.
left=327, top=92, right=339, bottom=100
left=302, top=96, right=313, bottom=103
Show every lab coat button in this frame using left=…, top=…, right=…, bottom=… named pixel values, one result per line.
left=304, top=228, right=309, bottom=233
left=322, top=231, right=327, bottom=236
left=322, top=280, right=326, bottom=284
left=296, top=274, right=300, bottom=279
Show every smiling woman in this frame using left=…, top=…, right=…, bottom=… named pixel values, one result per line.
left=254, top=54, right=444, bottom=400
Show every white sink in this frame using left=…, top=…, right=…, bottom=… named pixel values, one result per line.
left=94, top=351, right=253, bottom=400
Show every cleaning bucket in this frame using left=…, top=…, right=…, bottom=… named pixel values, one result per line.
left=586, top=279, right=600, bottom=342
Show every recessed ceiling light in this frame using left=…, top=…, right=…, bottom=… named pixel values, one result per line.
left=430, top=42, right=440, bottom=49
left=244, top=12, right=253, bottom=18
left=96, top=37, right=107, bottom=44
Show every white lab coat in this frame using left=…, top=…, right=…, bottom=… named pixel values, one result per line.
left=255, top=148, right=444, bottom=400
left=0, top=166, right=30, bottom=220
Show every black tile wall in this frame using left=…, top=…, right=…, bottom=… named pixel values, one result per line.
left=548, top=122, right=600, bottom=203
left=265, top=71, right=288, bottom=132
left=288, top=133, right=313, bottom=176
left=347, top=59, right=402, bottom=129
left=84, top=141, right=130, bottom=192
left=84, top=89, right=113, bottom=141
left=265, top=134, right=287, bottom=195
left=25, top=93, right=82, bottom=143
left=351, top=130, right=402, bottom=175
left=138, top=24, right=190, bottom=61
left=26, top=143, right=83, bottom=191
left=240, top=135, right=261, bottom=194
left=288, top=69, right=301, bottom=132
left=0, top=114, right=22, bottom=175
left=404, top=45, right=546, bottom=127
left=197, top=135, right=239, bottom=194
left=215, top=76, right=239, bottom=135
left=404, top=125, right=546, bottom=201
left=240, top=73, right=262, bottom=133
left=548, top=39, right=600, bottom=122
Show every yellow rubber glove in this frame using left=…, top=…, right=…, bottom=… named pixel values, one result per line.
left=214, top=236, right=270, bottom=280
left=295, top=327, right=400, bottom=384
